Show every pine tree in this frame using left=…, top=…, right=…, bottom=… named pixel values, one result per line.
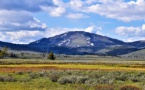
left=0, top=47, right=8, bottom=59
left=0, top=50, right=3, bottom=59
left=48, top=51, right=55, bottom=60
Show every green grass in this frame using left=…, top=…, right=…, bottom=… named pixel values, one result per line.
left=0, top=70, right=144, bottom=90
left=0, top=59, right=145, bottom=90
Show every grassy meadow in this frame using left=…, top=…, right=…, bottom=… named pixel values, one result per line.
left=0, top=53, right=145, bottom=90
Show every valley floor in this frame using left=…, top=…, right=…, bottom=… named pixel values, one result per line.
left=0, top=59, right=145, bottom=90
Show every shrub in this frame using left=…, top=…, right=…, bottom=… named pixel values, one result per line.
left=57, top=75, right=89, bottom=84
left=76, top=76, right=89, bottom=84
left=85, top=79, right=98, bottom=86
left=95, top=85, right=114, bottom=90
left=120, top=85, right=141, bottom=90
left=29, top=73, right=41, bottom=79
left=0, top=76, right=16, bottom=82
left=38, top=71, right=48, bottom=77
left=58, top=77, right=71, bottom=84
left=58, top=75, right=77, bottom=84
left=49, top=74, right=60, bottom=82
left=16, top=71, right=25, bottom=75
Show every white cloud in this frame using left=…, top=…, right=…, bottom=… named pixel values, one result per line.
left=115, top=24, right=145, bottom=42
left=50, top=7, right=65, bottom=17
left=71, top=0, right=145, bottom=22
left=84, top=0, right=97, bottom=5
left=0, top=10, right=46, bottom=31
left=41, top=6, right=65, bottom=17
left=66, top=13, right=88, bottom=19
left=0, top=30, right=44, bottom=44
left=115, top=25, right=145, bottom=36
left=0, top=0, right=144, bottom=21
left=52, top=0, right=64, bottom=6
left=142, top=24, right=145, bottom=31
left=69, top=0, right=83, bottom=10
left=0, top=10, right=47, bottom=44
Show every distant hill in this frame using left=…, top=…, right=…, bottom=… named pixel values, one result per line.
left=28, top=31, right=143, bottom=55
left=0, top=41, right=39, bottom=52
left=128, top=40, right=145, bottom=48
left=121, top=49, right=145, bottom=60
left=1, top=31, right=145, bottom=55
left=30, top=31, right=125, bottom=47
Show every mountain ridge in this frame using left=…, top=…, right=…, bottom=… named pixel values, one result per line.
left=28, top=31, right=144, bottom=55
left=0, top=31, right=145, bottom=55
left=30, top=31, right=126, bottom=47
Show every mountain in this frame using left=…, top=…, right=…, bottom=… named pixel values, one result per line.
left=0, top=41, right=39, bottom=52
left=30, top=31, right=125, bottom=47
left=128, top=40, right=145, bottom=48
left=29, top=31, right=140, bottom=55
left=1, top=31, right=145, bottom=55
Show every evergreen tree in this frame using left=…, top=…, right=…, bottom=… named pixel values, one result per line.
left=48, top=51, right=55, bottom=60
left=10, top=53, right=18, bottom=58
left=0, top=50, right=3, bottom=59
left=0, top=47, right=8, bottom=59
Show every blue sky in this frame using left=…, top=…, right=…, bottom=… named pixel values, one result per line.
left=0, top=0, right=145, bottom=44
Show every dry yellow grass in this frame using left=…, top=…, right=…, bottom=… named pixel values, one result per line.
left=1, top=64, right=145, bottom=72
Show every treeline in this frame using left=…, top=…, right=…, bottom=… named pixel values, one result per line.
left=0, top=46, right=55, bottom=60
left=0, top=47, right=18, bottom=59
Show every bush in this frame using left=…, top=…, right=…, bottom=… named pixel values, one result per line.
left=58, top=75, right=77, bottom=84
left=120, top=85, right=141, bottom=90
left=57, top=75, right=89, bottom=84
left=76, top=76, right=88, bottom=84
left=49, top=74, right=60, bottom=82
left=16, top=71, right=25, bottom=75
left=85, top=79, right=98, bottom=86
left=29, top=73, right=41, bottom=79
left=0, top=76, right=16, bottom=82
left=58, top=77, right=71, bottom=84
left=38, top=71, right=48, bottom=77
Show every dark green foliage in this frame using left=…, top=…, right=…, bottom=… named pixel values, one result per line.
left=76, top=76, right=89, bottom=83
left=0, top=47, right=8, bottom=59
left=0, top=75, right=16, bottom=82
left=58, top=75, right=77, bottom=84
left=16, top=71, right=25, bottom=75
left=9, top=53, right=18, bottom=58
left=48, top=51, right=55, bottom=60
left=120, top=85, right=141, bottom=90
left=58, top=75, right=89, bottom=84
left=29, top=73, right=41, bottom=79
left=49, top=74, right=60, bottom=82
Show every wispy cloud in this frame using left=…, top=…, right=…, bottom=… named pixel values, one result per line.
left=0, top=0, right=145, bottom=43
left=115, top=24, right=145, bottom=42
left=0, top=10, right=46, bottom=31
left=66, top=13, right=88, bottom=19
